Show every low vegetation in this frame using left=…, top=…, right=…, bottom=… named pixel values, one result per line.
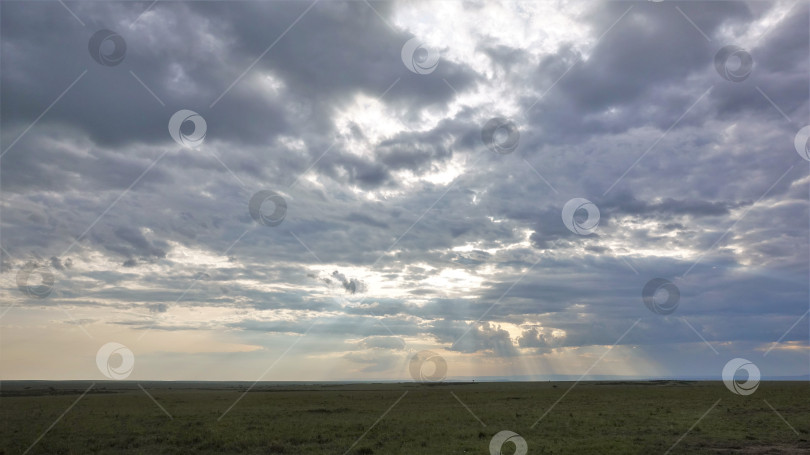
left=2, top=381, right=808, bottom=454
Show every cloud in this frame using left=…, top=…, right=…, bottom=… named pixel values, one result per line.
left=1, top=0, right=808, bottom=381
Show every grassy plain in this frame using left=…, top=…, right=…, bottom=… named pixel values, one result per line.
left=1, top=380, right=808, bottom=454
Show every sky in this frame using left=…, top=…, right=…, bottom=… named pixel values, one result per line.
left=1, top=0, right=809, bottom=382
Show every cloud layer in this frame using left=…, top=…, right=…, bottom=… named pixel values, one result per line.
left=1, top=0, right=808, bottom=381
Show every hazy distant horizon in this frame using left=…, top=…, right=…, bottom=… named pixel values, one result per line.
left=3, top=375, right=810, bottom=385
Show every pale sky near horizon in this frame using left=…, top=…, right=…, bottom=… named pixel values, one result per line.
left=1, top=0, right=809, bottom=382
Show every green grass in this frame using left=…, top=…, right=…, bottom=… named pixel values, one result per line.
left=1, top=381, right=808, bottom=454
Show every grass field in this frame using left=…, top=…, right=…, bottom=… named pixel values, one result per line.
left=1, top=381, right=808, bottom=454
